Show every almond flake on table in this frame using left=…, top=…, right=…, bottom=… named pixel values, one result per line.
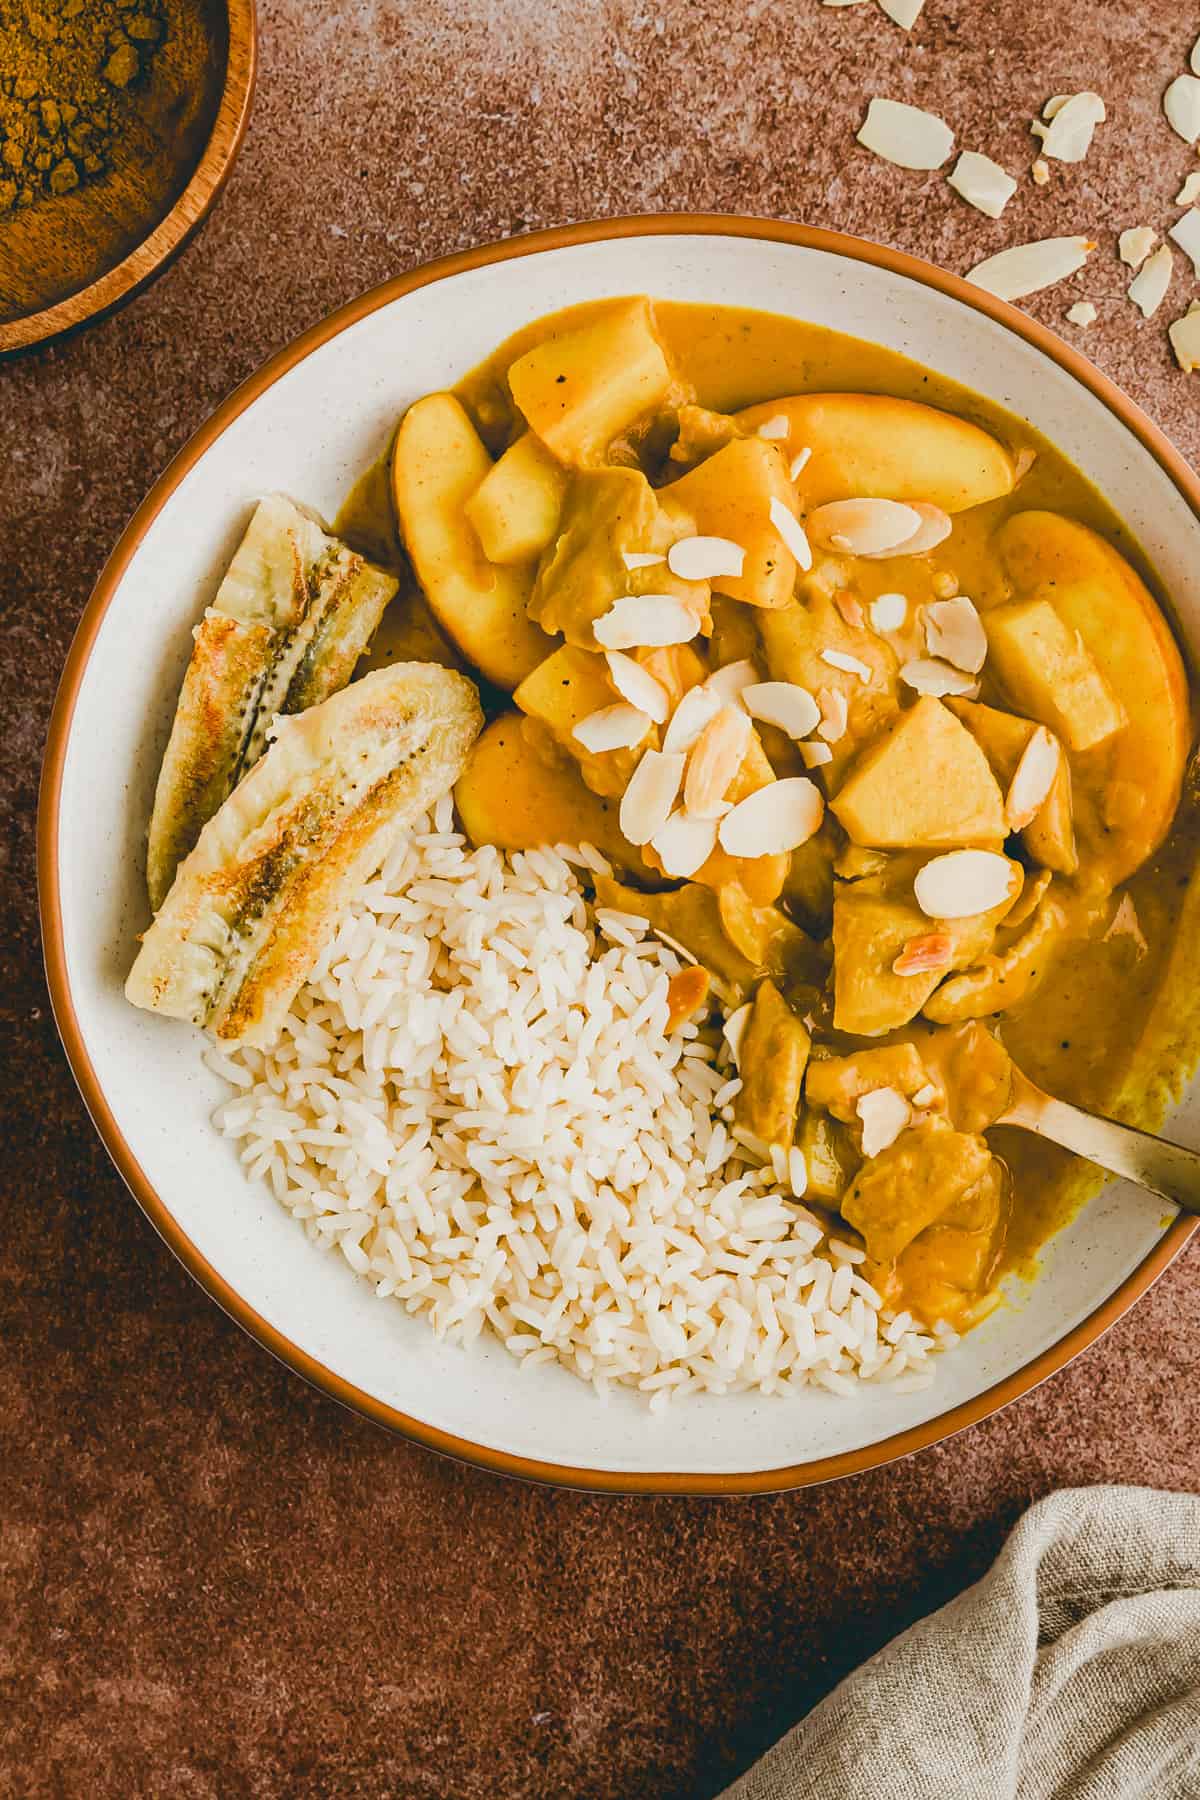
left=816, top=687, right=850, bottom=741
left=1193, top=33, right=1200, bottom=75
left=662, top=684, right=724, bottom=755
left=651, top=810, right=719, bottom=879
left=604, top=650, right=671, bottom=723
left=1168, top=209, right=1200, bottom=278
left=1005, top=725, right=1059, bottom=828
left=924, top=595, right=987, bottom=673
left=1164, top=73, right=1200, bottom=145
left=821, top=647, right=872, bottom=680
left=1066, top=301, right=1097, bottom=327
left=668, top=535, right=747, bottom=581
left=718, top=777, right=825, bottom=857
left=892, top=931, right=954, bottom=977
left=878, top=0, right=927, bottom=28
left=808, top=497, right=921, bottom=557
left=789, top=446, right=813, bottom=480
left=966, top=236, right=1095, bottom=301
left=914, top=849, right=1017, bottom=919
left=859, top=500, right=951, bottom=559
left=705, top=659, right=760, bottom=704
left=1034, top=91, right=1106, bottom=163
left=799, top=740, right=834, bottom=769
left=685, top=706, right=752, bottom=819
left=756, top=414, right=790, bottom=440
left=900, top=657, right=977, bottom=698
left=767, top=496, right=813, bottom=570
left=1031, top=158, right=1050, bottom=185
left=573, top=703, right=652, bottom=754
left=870, top=592, right=908, bottom=632
left=621, top=550, right=665, bottom=570
left=857, top=97, right=955, bottom=170
left=619, top=749, right=685, bottom=845
left=856, top=1087, right=911, bottom=1157
left=1118, top=226, right=1157, bottom=269
left=948, top=150, right=1018, bottom=218
left=1177, top=172, right=1200, bottom=206
left=593, top=593, right=701, bottom=650
left=1169, top=301, right=1200, bottom=371
left=1128, top=244, right=1173, bottom=318
left=743, top=680, right=823, bottom=739
left=723, top=1002, right=753, bottom=1067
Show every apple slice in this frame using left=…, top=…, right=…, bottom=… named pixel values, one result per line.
left=735, top=393, right=1016, bottom=512
left=993, top=511, right=1190, bottom=884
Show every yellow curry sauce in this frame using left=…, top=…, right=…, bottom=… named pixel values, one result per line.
left=337, top=297, right=1200, bottom=1326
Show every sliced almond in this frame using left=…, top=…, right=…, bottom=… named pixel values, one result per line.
left=857, top=97, right=954, bottom=170
left=900, top=657, right=977, bottom=697
left=1040, top=94, right=1073, bottom=121
left=1118, top=226, right=1157, bottom=269
left=665, top=964, right=711, bottom=1032
left=1168, top=210, right=1200, bottom=278
left=1165, top=73, right=1200, bottom=145
left=652, top=810, right=720, bottom=879
left=723, top=1002, right=753, bottom=1067
left=816, top=687, right=850, bottom=742
left=718, top=778, right=825, bottom=857
left=573, top=703, right=652, bottom=754
left=892, top=931, right=954, bottom=977
left=662, top=683, right=724, bottom=755
left=789, top=446, right=813, bottom=481
left=1177, top=172, right=1200, bottom=207
left=856, top=1087, right=911, bottom=1157
left=767, top=496, right=813, bottom=571
left=1169, top=301, right=1200, bottom=372
left=860, top=500, right=952, bottom=559
left=948, top=150, right=1017, bottom=219
left=834, top=589, right=866, bottom=629
left=593, top=594, right=701, bottom=650
left=967, top=236, right=1095, bottom=301
left=1005, top=726, right=1059, bottom=829
left=684, top=706, right=753, bottom=818
left=1103, top=892, right=1148, bottom=956
left=1031, top=157, right=1050, bottom=185
left=914, top=849, right=1016, bottom=919
left=821, top=647, right=872, bottom=680
left=800, top=740, right=834, bottom=769
left=1066, top=301, right=1097, bottom=327
left=668, top=535, right=747, bottom=581
left=869, top=592, right=907, bottom=632
left=924, top=595, right=987, bottom=673
left=1038, top=91, right=1105, bottom=163
left=756, top=414, right=790, bottom=440
left=621, top=550, right=666, bottom=571
left=603, top=651, right=671, bottom=724
left=619, top=750, right=685, bottom=845
left=1193, top=33, right=1200, bottom=76
left=878, top=0, right=926, bottom=26
left=808, top=497, right=921, bottom=557
left=1128, top=243, right=1173, bottom=318
left=705, top=659, right=760, bottom=704
left=742, top=680, right=822, bottom=739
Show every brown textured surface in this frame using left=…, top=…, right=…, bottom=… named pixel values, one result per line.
left=5, top=1, right=1200, bottom=1794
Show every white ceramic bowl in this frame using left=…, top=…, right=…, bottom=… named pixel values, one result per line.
left=40, top=218, right=1200, bottom=1493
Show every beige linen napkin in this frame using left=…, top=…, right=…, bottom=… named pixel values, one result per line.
left=722, top=1486, right=1200, bottom=1800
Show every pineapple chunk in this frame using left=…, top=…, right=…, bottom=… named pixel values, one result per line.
left=734, top=981, right=812, bottom=1150
left=392, top=393, right=552, bottom=689
left=665, top=438, right=798, bottom=609
left=514, top=644, right=648, bottom=798
left=465, top=433, right=568, bottom=564
left=946, top=697, right=1076, bottom=875
left=984, top=597, right=1126, bottom=751
left=507, top=297, right=673, bottom=465
left=831, top=697, right=1006, bottom=849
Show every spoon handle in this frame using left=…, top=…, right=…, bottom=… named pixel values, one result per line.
left=1001, top=1071, right=1200, bottom=1218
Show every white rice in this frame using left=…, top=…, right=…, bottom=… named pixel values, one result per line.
left=207, top=794, right=942, bottom=1407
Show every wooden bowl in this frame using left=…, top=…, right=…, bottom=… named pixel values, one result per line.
left=0, top=0, right=255, bottom=357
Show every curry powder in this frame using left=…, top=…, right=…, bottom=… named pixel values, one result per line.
left=0, top=0, right=167, bottom=213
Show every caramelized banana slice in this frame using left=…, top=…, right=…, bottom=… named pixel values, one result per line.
left=127, top=664, right=482, bottom=1047
left=146, top=495, right=399, bottom=910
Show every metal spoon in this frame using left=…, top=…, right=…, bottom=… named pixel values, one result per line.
left=999, top=1067, right=1200, bottom=1217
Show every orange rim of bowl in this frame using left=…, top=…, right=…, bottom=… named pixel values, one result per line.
left=0, top=0, right=257, bottom=356
left=37, top=214, right=1200, bottom=1495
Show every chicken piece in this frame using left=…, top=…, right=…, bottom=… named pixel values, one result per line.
left=907, top=1021, right=1014, bottom=1134
left=922, top=891, right=1069, bottom=1024
left=760, top=587, right=899, bottom=787
left=805, top=1043, right=934, bottom=1122
left=665, top=438, right=799, bottom=609
left=668, top=403, right=741, bottom=470
left=832, top=697, right=1006, bottom=849
left=894, top=1156, right=1011, bottom=1327
left=592, top=874, right=823, bottom=1003
left=841, top=1122, right=993, bottom=1263
left=946, top=697, right=1077, bottom=875
left=734, top=981, right=812, bottom=1150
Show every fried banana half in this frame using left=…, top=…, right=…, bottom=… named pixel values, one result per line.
left=145, top=494, right=399, bottom=910
left=127, top=663, right=482, bottom=1048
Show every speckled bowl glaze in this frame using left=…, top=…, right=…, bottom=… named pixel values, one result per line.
left=39, top=218, right=1200, bottom=1493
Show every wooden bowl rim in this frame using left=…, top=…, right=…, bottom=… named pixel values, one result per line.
left=0, top=0, right=256, bottom=356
